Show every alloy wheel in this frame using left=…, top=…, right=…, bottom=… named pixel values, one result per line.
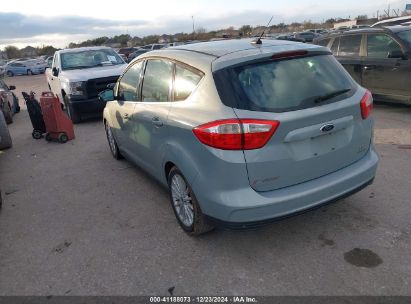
left=170, top=174, right=194, bottom=227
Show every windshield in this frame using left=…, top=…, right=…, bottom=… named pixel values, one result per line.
left=60, top=49, right=124, bottom=70
left=398, top=30, right=411, bottom=48
left=214, top=54, right=356, bottom=113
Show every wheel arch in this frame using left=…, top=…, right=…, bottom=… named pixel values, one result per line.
left=162, top=143, right=199, bottom=187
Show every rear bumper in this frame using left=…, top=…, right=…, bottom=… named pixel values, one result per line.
left=68, top=95, right=106, bottom=114
left=197, top=146, right=379, bottom=226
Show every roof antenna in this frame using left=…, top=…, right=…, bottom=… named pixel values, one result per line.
left=252, top=16, right=274, bottom=45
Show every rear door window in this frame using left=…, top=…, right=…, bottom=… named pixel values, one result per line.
left=367, top=34, right=402, bottom=58
left=214, top=55, right=356, bottom=113
left=141, top=59, right=173, bottom=102
left=338, top=35, right=362, bottom=56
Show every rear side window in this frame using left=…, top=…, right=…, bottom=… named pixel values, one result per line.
left=214, top=55, right=356, bottom=113
left=398, top=30, right=411, bottom=48
left=367, top=34, right=402, bottom=58
left=173, top=64, right=203, bottom=101
left=338, top=35, right=362, bottom=57
left=316, top=38, right=331, bottom=47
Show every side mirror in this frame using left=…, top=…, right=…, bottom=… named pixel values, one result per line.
left=52, top=67, right=59, bottom=77
left=8, top=85, right=16, bottom=90
left=388, top=50, right=405, bottom=59
left=98, top=89, right=114, bottom=102
left=106, top=83, right=116, bottom=89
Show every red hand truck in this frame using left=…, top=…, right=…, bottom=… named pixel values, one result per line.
left=40, top=92, right=75, bottom=143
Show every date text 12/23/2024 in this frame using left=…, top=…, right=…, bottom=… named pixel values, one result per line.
left=149, top=296, right=257, bottom=303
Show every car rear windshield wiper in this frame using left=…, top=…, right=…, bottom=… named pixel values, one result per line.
left=313, top=89, right=352, bottom=103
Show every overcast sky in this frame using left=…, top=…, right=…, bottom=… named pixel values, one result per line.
left=0, top=0, right=409, bottom=49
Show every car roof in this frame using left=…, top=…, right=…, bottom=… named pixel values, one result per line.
left=316, top=25, right=411, bottom=40
left=383, top=25, right=411, bottom=33
left=138, top=38, right=327, bottom=72
left=58, top=46, right=113, bottom=54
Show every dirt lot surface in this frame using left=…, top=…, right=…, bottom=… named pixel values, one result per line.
left=0, top=74, right=410, bottom=296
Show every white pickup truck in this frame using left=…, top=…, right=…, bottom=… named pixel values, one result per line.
left=46, top=46, right=127, bottom=123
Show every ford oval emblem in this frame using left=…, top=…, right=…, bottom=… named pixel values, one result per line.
left=321, top=124, right=334, bottom=132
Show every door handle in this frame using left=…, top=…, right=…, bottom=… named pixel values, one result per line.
left=152, top=117, right=163, bottom=127
left=123, top=113, right=129, bottom=120
left=363, top=65, right=377, bottom=71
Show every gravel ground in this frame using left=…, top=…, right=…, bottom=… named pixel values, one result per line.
left=0, top=74, right=410, bottom=296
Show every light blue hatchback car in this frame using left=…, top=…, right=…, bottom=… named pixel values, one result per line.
left=6, top=61, right=45, bottom=76
left=101, top=38, right=379, bottom=235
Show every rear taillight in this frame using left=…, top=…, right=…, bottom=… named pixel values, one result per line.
left=193, top=119, right=280, bottom=150
left=360, top=90, right=373, bottom=119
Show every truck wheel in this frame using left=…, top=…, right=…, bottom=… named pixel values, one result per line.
left=6, top=71, right=13, bottom=77
left=0, top=111, right=12, bottom=150
left=27, top=69, right=32, bottom=75
left=64, top=96, right=81, bottom=124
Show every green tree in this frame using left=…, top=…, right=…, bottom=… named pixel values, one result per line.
left=36, top=45, right=58, bottom=56
left=142, top=35, right=160, bottom=45
left=239, top=25, right=252, bottom=37
left=4, top=45, right=21, bottom=59
left=112, top=34, right=131, bottom=46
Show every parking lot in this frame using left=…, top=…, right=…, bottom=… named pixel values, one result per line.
left=0, top=74, right=410, bottom=296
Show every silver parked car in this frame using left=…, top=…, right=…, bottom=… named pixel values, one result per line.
left=101, top=39, right=379, bottom=235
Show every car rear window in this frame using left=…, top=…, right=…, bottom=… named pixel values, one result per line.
left=316, top=38, right=331, bottom=47
left=214, top=54, right=356, bottom=113
left=398, top=30, right=411, bottom=48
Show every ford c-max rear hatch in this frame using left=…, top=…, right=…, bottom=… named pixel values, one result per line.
left=213, top=51, right=373, bottom=192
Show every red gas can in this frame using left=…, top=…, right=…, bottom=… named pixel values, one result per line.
left=40, top=92, right=75, bottom=143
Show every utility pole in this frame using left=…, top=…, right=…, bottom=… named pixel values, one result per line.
left=192, top=16, right=195, bottom=33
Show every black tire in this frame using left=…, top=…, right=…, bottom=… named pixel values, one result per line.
left=168, top=167, right=214, bottom=236
left=58, top=133, right=68, bottom=143
left=13, top=94, right=20, bottom=113
left=45, top=133, right=52, bottom=141
left=32, top=130, right=43, bottom=139
left=27, top=69, right=32, bottom=75
left=3, top=103, right=13, bottom=124
left=64, top=96, right=81, bottom=124
left=6, top=71, right=13, bottom=77
left=0, top=110, right=12, bottom=150
left=105, top=122, right=123, bottom=160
